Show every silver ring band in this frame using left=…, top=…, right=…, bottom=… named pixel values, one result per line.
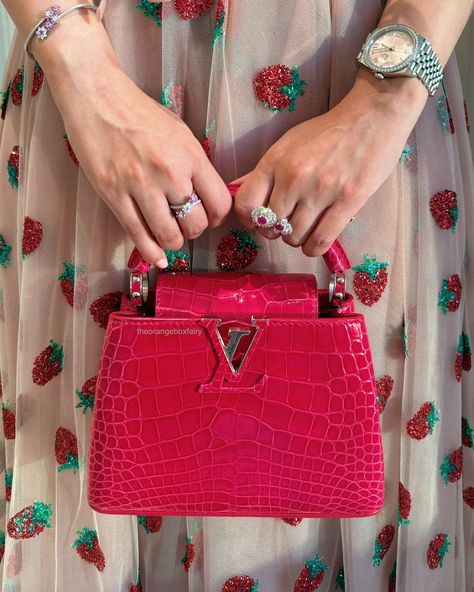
left=169, top=191, right=202, bottom=220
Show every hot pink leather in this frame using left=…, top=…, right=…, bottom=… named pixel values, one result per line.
left=88, top=271, right=384, bottom=518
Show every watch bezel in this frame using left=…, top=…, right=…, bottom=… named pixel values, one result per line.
left=362, top=23, right=420, bottom=74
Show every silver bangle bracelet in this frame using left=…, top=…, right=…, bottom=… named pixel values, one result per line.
left=24, top=3, right=99, bottom=61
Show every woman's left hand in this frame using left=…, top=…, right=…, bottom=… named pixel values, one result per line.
left=232, top=70, right=427, bottom=256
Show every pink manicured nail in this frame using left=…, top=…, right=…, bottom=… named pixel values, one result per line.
left=155, top=257, right=168, bottom=269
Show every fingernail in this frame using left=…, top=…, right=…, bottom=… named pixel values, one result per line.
left=155, top=257, right=168, bottom=269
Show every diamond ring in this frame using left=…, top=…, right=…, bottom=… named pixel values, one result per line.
left=251, top=206, right=278, bottom=228
left=273, top=218, right=293, bottom=236
left=169, top=191, right=202, bottom=220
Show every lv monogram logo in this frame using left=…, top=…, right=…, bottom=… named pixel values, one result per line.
left=215, top=321, right=260, bottom=375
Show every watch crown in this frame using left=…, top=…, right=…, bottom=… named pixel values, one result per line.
left=374, top=72, right=385, bottom=80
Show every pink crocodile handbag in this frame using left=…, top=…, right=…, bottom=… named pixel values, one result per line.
left=87, top=186, right=384, bottom=518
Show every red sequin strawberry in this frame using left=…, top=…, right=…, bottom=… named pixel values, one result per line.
left=130, top=574, right=143, bottom=592
left=202, top=121, right=216, bottom=160
left=138, top=515, right=163, bottom=534
left=58, top=262, right=88, bottom=308
left=89, top=291, right=122, bottom=329
left=406, top=401, right=440, bottom=440
left=427, top=533, right=450, bottom=569
left=32, top=63, right=44, bottom=96
left=216, top=228, right=261, bottom=271
left=221, top=575, right=260, bottom=592
left=11, top=67, right=23, bottom=106
left=430, top=189, right=458, bottom=232
left=293, top=553, right=328, bottom=592
left=282, top=518, right=303, bottom=526
left=352, top=255, right=389, bottom=307
left=463, top=487, right=474, bottom=509
left=63, top=133, right=79, bottom=167
left=137, top=0, right=163, bottom=26
left=253, top=64, right=307, bottom=112
left=162, top=249, right=190, bottom=273
left=398, top=482, right=411, bottom=525
left=174, top=0, right=214, bottom=20
left=1, top=82, right=9, bottom=119
left=455, top=332, right=471, bottom=382
left=22, top=216, right=43, bottom=258
left=72, top=527, right=105, bottom=571
left=5, top=469, right=13, bottom=502
left=0, top=531, right=4, bottom=563
left=376, top=375, right=394, bottom=413
left=462, top=417, right=474, bottom=449
left=438, top=274, right=462, bottom=314
left=180, top=536, right=195, bottom=571
left=2, top=404, right=15, bottom=440
left=440, top=446, right=463, bottom=485
left=32, top=339, right=64, bottom=386
left=8, top=145, right=20, bottom=189
left=0, top=235, right=12, bottom=269
left=75, top=375, right=97, bottom=413
left=7, top=501, right=52, bottom=539
left=55, top=427, right=79, bottom=473
left=213, top=0, right=225, bottom=43
left=372, top=525, right=395, bottom=566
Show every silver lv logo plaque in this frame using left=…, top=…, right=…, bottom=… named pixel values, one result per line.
left=215, top=321, right=260, bottom=374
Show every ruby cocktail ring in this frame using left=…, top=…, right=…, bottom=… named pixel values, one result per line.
left=251, top=206, right=277, bottom=228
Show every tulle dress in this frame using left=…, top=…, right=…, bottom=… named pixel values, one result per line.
left=0, top=1, right=473, bottom=590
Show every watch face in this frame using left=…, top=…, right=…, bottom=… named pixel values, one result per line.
left=367, top=28, right=416, bottom=71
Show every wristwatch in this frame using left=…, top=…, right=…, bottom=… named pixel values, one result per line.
left=356, top=23, right=443, bottom=97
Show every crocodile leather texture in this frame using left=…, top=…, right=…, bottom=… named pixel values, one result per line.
left=88, top=271, right=384, bottom=518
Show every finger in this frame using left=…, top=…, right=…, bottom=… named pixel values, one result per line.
left=110, top=194, right=169, bottom=269
left=233, top=170, right=274, bottom=230
left=192, top=158, right=232, bottom=228
left=302, top=200, right=357, bottom=257
left=229, top=171, right=251, bottom=185
left=165, top=181, right=209, bottom=240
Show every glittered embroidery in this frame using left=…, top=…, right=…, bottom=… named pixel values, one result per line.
left=352, top=255, right=389, bottom=307
left=130, top=573, right=142, bottom=592
left=1, top=82, right=10, bottom=119
left=55, top=427, right=79, bottom=473
left=455, top=332, right=471, bottom=382
left=63, top=133, right=80, bottom=167
left=294, top=553, right=328, bottom=591
left=10, top=67, right=24, bottom=106
left=89, top=291, right=122, bottom=329
left=213, top=0, right=225, bottom=44
left=32, top=63, right=44, bottom=96
left=281, top=518, right=303, bottom=526
left=462, top=417, right=474, bottom=449
left=72, top=527, right=106, bottom=571
left=376, top=375, right=394, bottom=413
left=464, top=100, right=471, bottom=134
left=32, top=339, right=64, bottom=386
left=138, top=515, right=162, bottom=534
left=335, top=567, right=345, bottom=591
left=398, top=482, right=411, bottom=525
left=0, top=235, right=12, bottom=269
left=437, top=81, right=455, bottom=135
left=2, top=403, right=15, bottom=440
left=161, top=83, right=184, bottom=118
left=75, top=375, right=97, bottom=413
left=372, top=525, right=395, bottom=567
left=216, top=228, right=262, bottom=271
left=440, top=446, right=463, bottom=485
left=7, top=145, right=20, bottom=189
left=438, top=274, right=462, bottom=314
left=7, top=501, right=52, bottom=539
left=0, top=531, right=4, bottom=563
left=221, top=576, right=259, bottom=592
left=427, top=533, right=450, bottom=569
left=5, top=469, right=13, bottom=502
left=253, top=65, right=307, bottom=113
left=137, top=0, right=163, bottom=25
left=399, top=129, right=417, bottom=172
left=174, top=0, right=214, bottom=20
left=180, top=536, right=195, bottom=571
left=161, top=249, right=190, bottom=273
left=430, top=190, right=458, bottom=232
left=22, top=216, right=43, bottom=258
left=388, top=562, right=396, bottom=592
left=58, top=262, right=88, bottom=308
left=203, top=120, right=216, bottom=160
left=406, top=401, right=440, bottom=440
left=464, top=487, right=474, bottom=509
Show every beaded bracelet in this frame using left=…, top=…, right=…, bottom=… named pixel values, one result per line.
left=24, top=3, right=99, bottom=60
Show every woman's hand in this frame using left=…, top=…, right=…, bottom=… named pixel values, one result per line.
left=232, top=69, right=428, bottom=257
left=38, top=16, right=231, bottom=268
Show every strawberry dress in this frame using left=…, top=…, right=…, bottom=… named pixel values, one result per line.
left=0, top=1, right=473, bottom=591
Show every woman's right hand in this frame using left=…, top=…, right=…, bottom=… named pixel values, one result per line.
left=35, top=12, right=231, bottom=268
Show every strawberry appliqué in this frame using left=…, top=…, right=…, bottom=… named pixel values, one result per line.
left=455, top=332, right=471, bottom=382
left=137, top=0, right=163, bottom=25
left=58, top=262, right=88, bottom=308
left=55, top=427, right=79, bottom=473
left=11, top=67, right=24, bottom=106
left=32, top=339, right=64, bottom=385
left=430, top=189, right=458, bottom=232
left=22, top=216, right=43, bottom=258
left=440, top=446, right=463, bottom=485
left=130, top=574, right=142, bottom=592
left=372, top=525, right=395, bottom=567
left=335, top=567, right=345, bottom=591
left=7, top=501, right=52, bottom=539
left=376, top=375, right=394, bottom=413
left=352, top=255, right=389, bottom=306
left=180, top=536, right=195, bottom=571
left=399, top=129, right=417, bottom=173
left=406, top=401, right=440, bottom=440
left=63, top=133, right=80, bottom=167
left=462, top=417, right=474, bottom=449
left=253, top=64, right=307, bottom=112
left=398, top=482, right=411, bottom=525
left=1, top=82, right=10, bottom=119
left=282, top=517, right=303, bottom=526
left=427, top=533, right=450, bottom=569
left=76, top=375, right=97, bottom=413
left=161, top=249, right=190, bottom=273
left=0, top=531, right=4, bottom=563
left=72, top=527, right=105, bottom=571
left=213, top=0, right=225, bottom=44
left=0, top=235, right=12, bottom=269
left=464, top=487, right=474, bottom=509
left=5, top=469, right=13, bottom=502
left=438, top=274, right=462, bottom=314
left=138, top=515, right=162, bottom=534
left=2, top=404, right=15, bottom=440
left=221, top=575, right=260, bottom=592
left=174, top=0, right=214, bottom=20
left=8, top=145, right=20, bottom=189
left=293, top=553, right=328, bottom=592
left=32, top=63, right=44, bottom=96
left=161, top=83, right=185, bottom=118
left=89, top=291, right=122, bottom=329
left=217, top=228, right=261, bottom=271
